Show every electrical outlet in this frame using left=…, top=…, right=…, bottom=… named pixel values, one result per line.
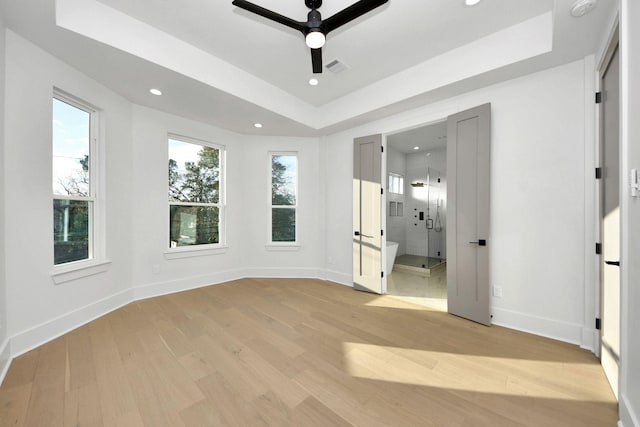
left=492, top=286, right=503, bottom=298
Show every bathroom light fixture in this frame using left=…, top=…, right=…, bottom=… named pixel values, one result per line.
left=465, top=0, right=481, bottom=5
left=308, top=78, right=319, bottom=86
left=413, top=146, right=420, bottom=150
left=253, top=123, right=263, bottom=128
left=149, top=88, right=162, bottom=96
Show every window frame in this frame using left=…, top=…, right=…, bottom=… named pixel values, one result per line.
left=268, top=151, right=298, bottom=247
left=51, top=90, right=103, bottom=272
left=51, top=88, right=103, bottom=270
left=388, top=172, right=404, bottom=195
left=167, top=134, right=226, bottom=255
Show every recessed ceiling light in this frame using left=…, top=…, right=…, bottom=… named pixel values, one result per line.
left=308, top=78, right=319, bottom=86
left=465, top=0, right=481, bottom=5
left=413, top=146, right=420, bottom=150
left=149, top=88, right=162, bottom=96
left=253, top=123, right=263, bottom=128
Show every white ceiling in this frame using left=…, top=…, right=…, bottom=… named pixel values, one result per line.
left=388, top=121, right=447, bottom=155
left=1, top=0, right=616, bottom=136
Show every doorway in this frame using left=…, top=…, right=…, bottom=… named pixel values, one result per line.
left=385, top=121, right=448, bottom=310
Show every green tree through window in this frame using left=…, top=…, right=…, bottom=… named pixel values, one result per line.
left=270, top=154, right=297, bottom=242
left=169, top=139, right=223, bottom=247
left=53, top=96, right=94, bottom=265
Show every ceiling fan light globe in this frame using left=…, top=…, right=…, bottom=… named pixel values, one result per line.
left=305, top=31, right=325, bottom=49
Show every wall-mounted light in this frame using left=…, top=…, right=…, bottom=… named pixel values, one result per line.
left=253, top=123, right=263, bottom=128
left=149, top=88, right=162, bottom=96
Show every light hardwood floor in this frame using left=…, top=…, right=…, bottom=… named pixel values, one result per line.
left=0, top=278, right=618, bottom=426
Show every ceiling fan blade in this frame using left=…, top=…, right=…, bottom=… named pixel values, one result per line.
left=232, top=0, right=305, bottom=33
left=323, top=0, right=388, bottom=34
left=311, top=48, right=323, bottom=73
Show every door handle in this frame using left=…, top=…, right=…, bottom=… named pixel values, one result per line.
left=468, top=239, right=487, bottom=246
left=354, top=231, right=374, bottom=238
left=605, top=260, right=620, bottom=266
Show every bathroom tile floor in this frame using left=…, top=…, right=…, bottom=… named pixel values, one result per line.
left=386, top=264, right=447, bottom=311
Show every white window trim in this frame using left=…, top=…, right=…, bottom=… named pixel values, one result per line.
left=167, top=133, right=226, bottom=255
left=51, top=89, right=108, bottom=282
left=388, top=172, right=404, bottom=195
left=268, top=151, right=298, bottom=246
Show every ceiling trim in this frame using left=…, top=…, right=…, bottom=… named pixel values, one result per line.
left=56, top=0, right=552, bottom=132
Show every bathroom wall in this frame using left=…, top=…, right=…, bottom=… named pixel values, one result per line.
left=404, top=147, right=447, bottom=259
left=386, top=145, right=406, bottom=254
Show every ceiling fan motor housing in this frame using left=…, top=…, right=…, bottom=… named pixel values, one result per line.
left=305, top=10, right=324, bottom=35
left=305, top=0, right=323, bottom=9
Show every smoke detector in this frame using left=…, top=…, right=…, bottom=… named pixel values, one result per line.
left=570, top=0, right=597, bottom=17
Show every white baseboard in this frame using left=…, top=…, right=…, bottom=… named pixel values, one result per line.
left=492, top=307, right=583, bottom=345
left=324, top=269, right=352, bottom=287
left=580, top=327, right=597, bottom=352
left=619, top=393, right=640, bottom=427
left=10, top=288, right=133, bottom=358
left=0, top=338, right=11, bottom=385
left=242, top=267, right=324, bottom=280
left=133, top=269, right=243, bottom=301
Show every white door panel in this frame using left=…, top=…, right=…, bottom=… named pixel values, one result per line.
left=447, top=104, right=491, bottom=325
left=353, top=135, right=383, bottom=294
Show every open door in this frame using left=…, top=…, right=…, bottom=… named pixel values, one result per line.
left=353, top=134, right=383, bottom=294
left=447, top=104, right=491, bottom=325
left=599, top=43, right=620, bottom=399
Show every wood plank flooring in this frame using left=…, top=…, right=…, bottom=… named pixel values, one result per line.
left=0, top=278, right=618, bottom=426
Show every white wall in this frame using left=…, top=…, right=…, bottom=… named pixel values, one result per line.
left=129, top=105, right=246, bottom=298
left=240, top=135, right=324, bottom=278
left=0, top=17, right=10, bottom=376
left=386, top=145, right=406, bottom=253
left=620, top=1, right=640, bottom=425
left=0, top=30, right=329, bottom=364
left=129, top=111, right=324, bottom=297
left=322, top=59, right=594, bottom=345
left=4, top=31, right=134, bottom=354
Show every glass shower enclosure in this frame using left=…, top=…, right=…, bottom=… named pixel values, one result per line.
left=394, top=166, right=446, bottom=273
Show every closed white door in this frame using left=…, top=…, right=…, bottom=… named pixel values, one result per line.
left=447, top=104, right=491, bottom=325
left=353, top=134, right=383, bottom=294
left=600, top=45, right=620, bottom=399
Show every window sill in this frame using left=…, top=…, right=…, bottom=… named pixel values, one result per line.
left=164, top=245, right=228, bottom=260
left=264, top=244, right=301, bottom=252
left=51, top=259, right=112, bottom=285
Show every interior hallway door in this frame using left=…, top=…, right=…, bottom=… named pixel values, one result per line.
left=447, top=104, right=491, bottom=325
left=353, top=134, right=383, bottom=294
left=600, top=44, right=620, bottom=399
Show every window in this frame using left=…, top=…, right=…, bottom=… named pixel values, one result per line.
left=52, top=94, right=97, bottom=266
left=270, top=153, right=297, bottom=243
left=388, top=173, right=404, bottom=195
left=168, top=136, right=224, bottom=248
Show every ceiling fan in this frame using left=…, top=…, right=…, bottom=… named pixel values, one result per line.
left=232, top=0, right=389, bottom=73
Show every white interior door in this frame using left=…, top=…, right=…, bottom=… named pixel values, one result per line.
left=600, top=45, right=620, bottom=399
left=447, top=104, right=491, bottom=325
left=353, top=134, right=383, bottom=294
